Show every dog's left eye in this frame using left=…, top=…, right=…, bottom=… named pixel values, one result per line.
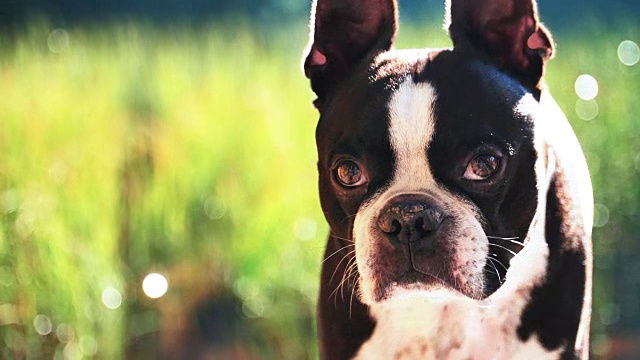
left=334, top=159, right=367, bottom=187
left=464, top=154, right=501, bottom=180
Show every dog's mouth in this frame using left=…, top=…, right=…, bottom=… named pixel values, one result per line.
left=368, top=233, right=528, bottom=302
left=354, top=192, right=492, bottom=304
left=397, top=243, right=452, bottom=287
left=370, top=241, right=486, bottom=302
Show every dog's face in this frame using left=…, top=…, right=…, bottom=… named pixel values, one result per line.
left=306, top=0, right=555, bottom=305
left=317, top=50, right=541, bottom=303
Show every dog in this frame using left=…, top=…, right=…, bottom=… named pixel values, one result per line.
left=303, top=0, right=593, bottom=359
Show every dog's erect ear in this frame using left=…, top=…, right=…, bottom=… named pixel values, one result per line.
left=446, top=0, right=554, bottom=91
left=304, top=0, right=398, bottom=104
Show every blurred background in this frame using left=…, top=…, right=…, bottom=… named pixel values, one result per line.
left=0, top=0, right=638, bottom=359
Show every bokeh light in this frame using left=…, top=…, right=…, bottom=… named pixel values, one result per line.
left=56, top=324, right=75, bottom=343
left=593, top=203, right=611, bottom=228
left=242, top=299, right=266, bottom=319
left=575, top=74, right=599, bottom=101
left=293, top=218, right=318, bottom=241
left=203, top=197, right=227, bottom=220
left=575, top=99, right=599, bottom=121
left=101, top=287, right=123, bottom=309
left=618, top=40, right=640, bottom=66
left=592, top=333, right=611, bottom=357
left=33, top=314, right=53, bottom=336
left=64, top=342, right=82, bottom=359
left=47, top=29, right=70, bottom=53
left=79, top=335, right=99, bottom=356
left=142, top=273, right=169, bottom=299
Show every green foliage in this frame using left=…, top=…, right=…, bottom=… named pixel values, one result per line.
left=543, top=20, right=640, bottom=353
left=0, top=17, right=638, bottom=358
left=0, top=20, right=322, bottom=358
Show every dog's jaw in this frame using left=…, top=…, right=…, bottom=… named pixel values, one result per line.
left=353, top=77, right=489, bottom=305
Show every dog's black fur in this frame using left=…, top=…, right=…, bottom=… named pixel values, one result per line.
left=303, top=0, right=593, bottom=359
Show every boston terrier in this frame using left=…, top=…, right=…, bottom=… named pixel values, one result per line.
left=303, top=0, right=593, bottom=359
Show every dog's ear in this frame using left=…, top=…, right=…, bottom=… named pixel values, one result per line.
left=304, top=0, right=398, bottom=105
left=446, top=0, right=554, bottom=92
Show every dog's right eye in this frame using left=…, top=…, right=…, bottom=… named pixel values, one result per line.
left=333, top=159, right=367, bottom=187
left=464, top=154, right=501, bottom=181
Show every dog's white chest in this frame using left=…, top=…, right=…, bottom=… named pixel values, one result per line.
left=353, top=289, right=562, bottom=360
left=354, top=234, right=563, bottom=360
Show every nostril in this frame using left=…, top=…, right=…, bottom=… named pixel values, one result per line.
left=421, top=209, right=443, bottom=232
left=390, top=219, right=401, bottom=234
left=378, top=215, right=403, bottom=234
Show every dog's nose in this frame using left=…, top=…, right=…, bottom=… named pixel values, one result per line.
left=377, top=198, right=444, bottom=245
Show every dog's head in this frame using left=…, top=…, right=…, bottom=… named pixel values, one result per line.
left=305, top=0, right=555, bottom=305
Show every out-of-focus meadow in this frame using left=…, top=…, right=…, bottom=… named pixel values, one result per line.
left=0, top=7, right=639, bottom=360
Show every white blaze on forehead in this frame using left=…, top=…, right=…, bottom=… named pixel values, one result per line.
left=388, top=80, right=437, bottom=189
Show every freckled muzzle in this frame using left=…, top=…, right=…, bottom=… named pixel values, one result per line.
left=377, top=194, right=445, bottom=246
left=358, top=191, right=489, bottom=303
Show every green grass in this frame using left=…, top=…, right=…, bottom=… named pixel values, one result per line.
left=0, top=17, right=638, bottom=358
left=1, top=20, right=322, bottom=359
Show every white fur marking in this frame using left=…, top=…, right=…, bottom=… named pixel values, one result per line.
left=388, top=81, right=437, bottom=189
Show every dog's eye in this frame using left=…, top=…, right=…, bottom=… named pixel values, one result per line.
left=464, top=154, right=501, bottom=180
left=334, top=159, right=366, bottom=187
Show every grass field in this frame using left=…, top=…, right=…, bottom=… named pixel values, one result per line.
left=0, top=17, right=638, bottom=358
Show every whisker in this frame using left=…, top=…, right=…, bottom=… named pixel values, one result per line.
left=347, top=265, right=359, bottom=293
left=488, top=256, right=509, bottom=273
left=329, top=249, right=356, bottom=284
left=330, top=286, right=342, bottom=307
left=322, top=244, right=355, bottom=264
left=489, top=243, right=518, bottom=256
left=487, top=236, right=525, bottom=246
left=330, top=273, right=346, bottom=304
left=330, top=283, right=342, bottom=305
left=349, top=276, right=359, bottom=320
left=331, top=235, right=355, bottom=243
left=486, top=236, right=520, bottom=240
left=330, top=255, right=357, bottom=302
left=486, top=258, right=502, bottom=283
left=340, top=257, right=358, bottom=300
left=483, top=268, right=501, bottom=282
left=345, top=262, right=359, bottom=313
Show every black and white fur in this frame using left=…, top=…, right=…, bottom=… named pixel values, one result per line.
left=303, top=0, right=593, bottom=359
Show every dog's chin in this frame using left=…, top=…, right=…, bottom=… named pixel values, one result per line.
left=372, top=270, right=484, bottom=303
left=379, top=282, right=451, bottom=302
